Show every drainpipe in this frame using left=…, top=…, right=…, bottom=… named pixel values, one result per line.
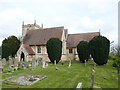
left=35, top=45, right=37, bottom=59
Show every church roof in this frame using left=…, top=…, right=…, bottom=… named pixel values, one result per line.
left=23, top=44, right=35, bottom=55
left=67, top=32, right=100, bottom=48
left=23, top=26, right=64, bottom=45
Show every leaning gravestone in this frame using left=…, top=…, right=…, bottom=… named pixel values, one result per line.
left=32, top=58, right=36, bottom=70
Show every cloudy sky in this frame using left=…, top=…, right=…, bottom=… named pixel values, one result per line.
left=0, top=0, right=119, bottom=45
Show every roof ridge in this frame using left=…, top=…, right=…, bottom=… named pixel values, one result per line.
left=28, top=26, right=64, bottom=31
left=68, top=32, right=100, bottom=35
left=43, top=26, right=64, bottom=29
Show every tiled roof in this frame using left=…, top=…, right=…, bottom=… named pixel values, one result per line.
left=23, top=26, right=64, bottom=45
left=23, top=44, right=35, bottom=55
left=67, top=32, right=100, bottom=48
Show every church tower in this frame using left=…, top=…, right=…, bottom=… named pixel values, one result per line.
left=22, top=20, right=43, bottom=40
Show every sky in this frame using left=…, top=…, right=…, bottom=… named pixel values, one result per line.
left=0, top=0, right=119, bottom=46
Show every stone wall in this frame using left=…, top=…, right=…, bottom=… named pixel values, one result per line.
left=28, top=54, right=50, bottom=62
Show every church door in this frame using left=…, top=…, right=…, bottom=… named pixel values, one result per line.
left=21, top=52, right=25, bottom=62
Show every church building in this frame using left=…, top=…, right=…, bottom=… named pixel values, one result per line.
left=17, top=21, right=100, bottom=62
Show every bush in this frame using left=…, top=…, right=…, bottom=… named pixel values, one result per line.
left=77, top=41, right=90, bottom=63
left=89, top=36, right=110, bottom=65
left=113, top=57, right=120, bottom=67
left=2, top=36, right=20, bottom=59
left=46, top=38, right=62, bottom=64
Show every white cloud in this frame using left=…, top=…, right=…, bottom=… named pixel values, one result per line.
left=0, top=0, right=118, bottom=46
left=68, top=16, right=117, bottom=45
left=0, top=8, right=35, bottom=45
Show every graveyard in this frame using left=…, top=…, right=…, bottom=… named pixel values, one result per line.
left=0, top=59, right=118, bottom=88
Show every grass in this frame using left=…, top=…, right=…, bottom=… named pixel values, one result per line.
left=1, top=60, right=119, bottom=88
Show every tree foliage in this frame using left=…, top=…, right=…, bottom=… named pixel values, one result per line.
left=89, top=36, right=110, bottom=65
left=77, top=41, right=90, bottom=63
left=2, top=36, right=20, bottom=59
left=46, top=38, right=62, bottom=64
left=0, top=46, right=1, bottom=56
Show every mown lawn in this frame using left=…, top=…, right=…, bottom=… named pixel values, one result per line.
left=1, top=60, right=119, bottom=88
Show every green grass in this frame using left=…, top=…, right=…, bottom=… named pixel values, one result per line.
left=2, top=60, right=118, bottom=88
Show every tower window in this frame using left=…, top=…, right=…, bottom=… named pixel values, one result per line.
left=69, top=49, right=73, bottom=54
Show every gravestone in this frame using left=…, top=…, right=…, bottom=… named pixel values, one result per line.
left=14, top=57, right=19, bottom=66
left=68, top=60, right=71, bottom=68
left=90, top=67, right=95, bottom=89
left=42, top=61, right=46, bottom=68
left=85, top=60, right=86, bottom=67
left=36, top=59, right=39, bottom=66
left=32, top=58, right=36, bottom=70
left=37, top=57, right=43, bottom=65
left=76, top=82, right=82, bottom=90
left=55, top=67, right=60, bottom=70
left=54, top=60, right=56, bottom=65
left=9, top=58, right=14, bottom=66
left=45, top=63, right=48, bottom=67
left=91, top=58, right=93, bottom=60
left=2, top=58, right=6, bottom=67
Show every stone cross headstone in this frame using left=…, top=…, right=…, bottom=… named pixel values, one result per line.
left=42, top=61, right=46, bottom=68
left=68, top=60, right=71, bottom=68
left=32, top=58, right=36, bottom=70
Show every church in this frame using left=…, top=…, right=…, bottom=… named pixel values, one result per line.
left=17, top=21, right=100, bottom=62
